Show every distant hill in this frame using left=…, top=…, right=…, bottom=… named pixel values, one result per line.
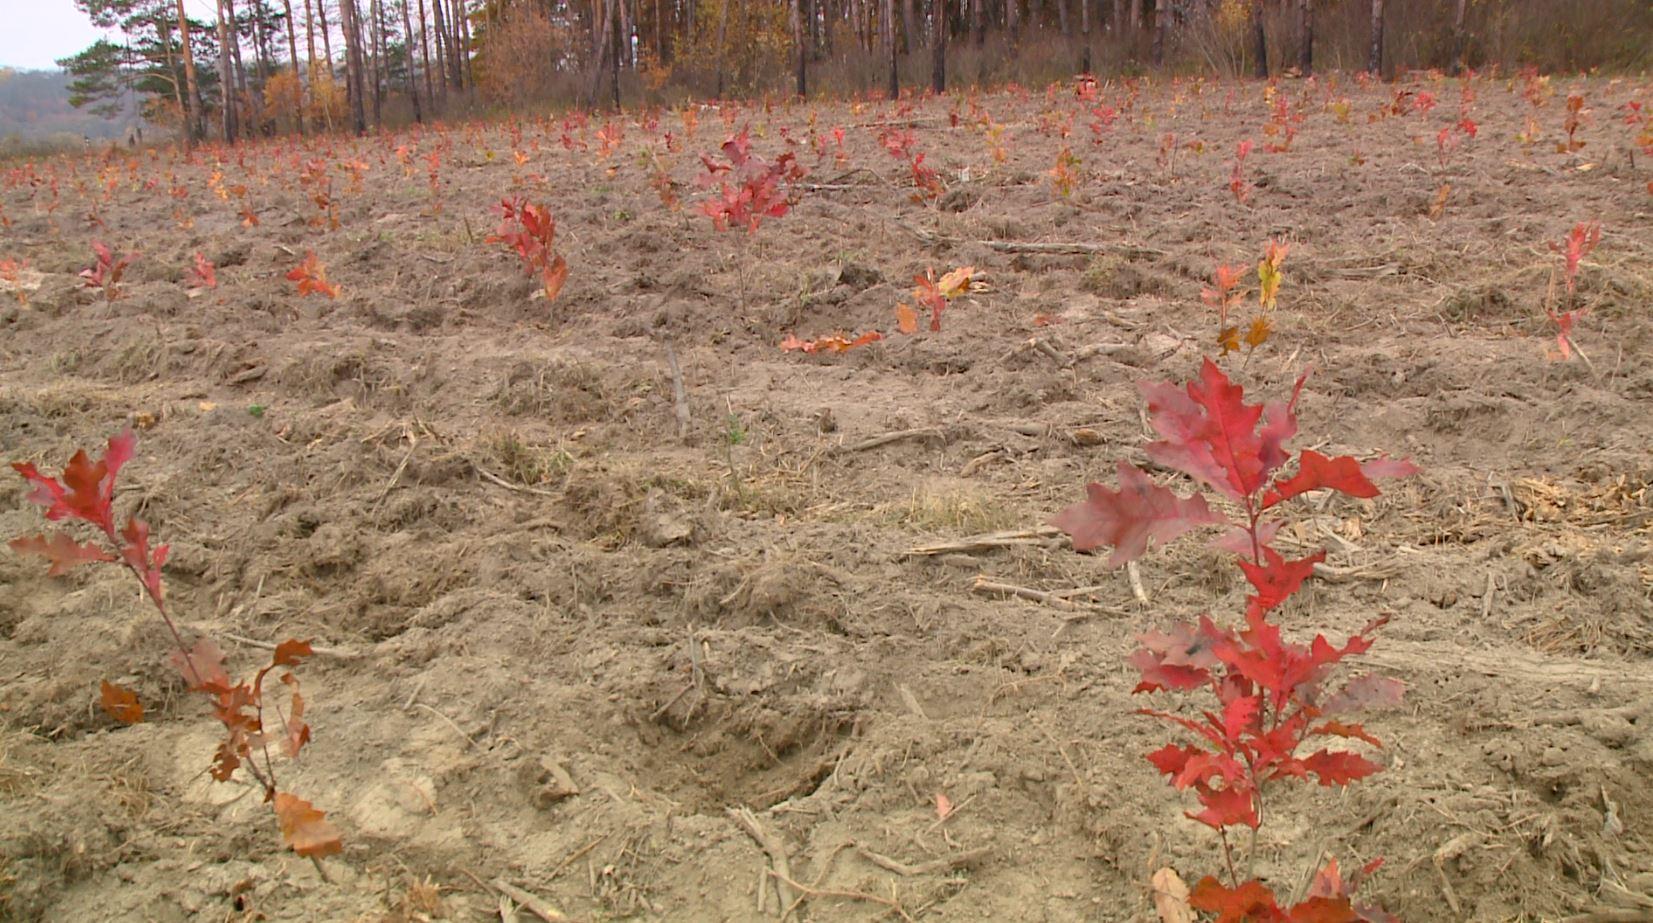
left=0, top=68, right=136, bottom=150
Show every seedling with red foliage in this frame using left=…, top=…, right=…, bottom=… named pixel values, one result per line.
left=1560, top=94, right=1589, bottom=153
left=1051, top=359, right=1415, bottom=920
left=9, top=431, right=341, bottom=858
left=1544, top=221, right=1601, bottom=364
left=1229, top=141, right=1254, bottom=205
left=188, top=252, right=217, bottom=290
left=898, top=265, right=979, bottom=334
left=81, top=241, right=136, bottom=301
left=697, top=127, right=807, bottom=234
left=1, top=256, right=28, bottom=305
left=286, top=250, right=341, bottom=299
left=488, top=196, right=570, bottom=301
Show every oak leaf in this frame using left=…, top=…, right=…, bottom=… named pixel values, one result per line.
left=273, top=792, right=343, bottom=857
left=1051, top=462, right=1225, bottom=568
left=99, top=679, right=144, bottom=724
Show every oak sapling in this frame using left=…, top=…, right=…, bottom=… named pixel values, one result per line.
left=1545, top=221, right=1601, bottom=365
left=286, top=249, right=341, bottom=299
left=81, top=241, right=136, bottom=301
left=697, top=127, right=807, bottom=234
left=488, top=196, right=569, bottom=301
left=1051, top=359, right=1415, bottom=920
left=9, top=430, right=342, bottom=859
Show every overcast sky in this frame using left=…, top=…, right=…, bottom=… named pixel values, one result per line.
left=0, top=0, right=228, bottom=71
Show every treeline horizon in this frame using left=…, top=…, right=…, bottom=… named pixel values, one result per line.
left=43, top=0, right=1653, bottom=147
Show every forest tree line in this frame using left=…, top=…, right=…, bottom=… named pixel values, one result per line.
left=57, top=0, right=1653, bottom=144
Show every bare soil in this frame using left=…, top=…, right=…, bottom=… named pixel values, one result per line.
left=2, top=73, right=1652, bottom=921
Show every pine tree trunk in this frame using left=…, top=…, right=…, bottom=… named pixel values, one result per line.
left=883, top=0, right=897, bottom=98
left=1450, top=0, right=1467, bottom=74
left=455, top=0, right=472, bottom=91
left=416, top=0, right=435, bottom=107
left=226, top=0, right=252, bottom=129
left=157, top=13, right=190, bottom=146
left=790, top=0, right=807, bottom=97
left=929, top=0, right=944, bottom=93
left=1250, top=0, right=1267, bottom=78
left=318, top=0, right=334, bottom=71
left=971, top=0, right=983, bottom=47
left=400, top=0, right=423, bottom=121
left=589, top=0, right=612, bottom=106
left=339, top=0, right=368, bottom=133
left=713, top=0, right=729, bottom=95
left=901, top=0, right=916, bottom=51
left=430, top=0, right=449, bottom=96
left=216, top=0, right=239, bottom=141
left=175, top=0, right=206, bottom=145
left=1080, top=0, right=1090, bottom=72
left=886, top=0, right=899, bottom=96
left=367, top=0, right=383, bottom=130
left=280, top=0, right=305, bottom=133
left=1366, top=0, right=1383, bottom=76
left=1151, top=0, right=1166, bottom=65
left=1296, top=0, right=1311, bottom=74
left=1005, top=0, right=1017, bottom=40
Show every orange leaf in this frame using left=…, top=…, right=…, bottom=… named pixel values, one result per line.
left=271, top=638, right=313, bottom=667
left=99, top=679, right=144, bottom=724
left=937, top=266, right=975, bottom=297
left=895, top=302, right=919, bottom=335
left=934, top=792, right=954, bottom=819
left=542, top=254, right=569, bottom=301
left=170, top=637, right=231, bottom=692
left=9, top=532, right=115, bottom=576
left=280, top=673, right=311, bottom=759
left=273, top=792, right=343, bottom=857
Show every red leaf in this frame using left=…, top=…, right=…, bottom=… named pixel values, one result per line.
left=1190, top=782, right=1259, bottom=829
left=99, top=679, right=144, bottom=724
left=1129, top=619, right=1222, bottom=693
left=11, top=428, right=135, bottom=534
left=1320, top=674, right=1405, bottom=715
left=1301, top=749, right=1382, bottom=786
left=171, top=637, right=232, bottom=692
left=1190, top=877, right=1281, bottom=922
left=1051, top=462, right=1226, bottom=568
left=1264, top=451, right=1378, bottom=508
left=1236, top=548, right=1325, bottom=619
left=1146, top=743, right=1201, bottom=779
left=1358, top=456, right=1419, bottom=482
left=9, top=532, right=115, bottom=576
left=1140, top=359, right=1303, bottom=502
left=280, top=672, right=311, bottom=758
left=271, top=639, right=314, bottom=667
left=1222, top=693, right=1262, bottom=740
left=1286, top=897, right=1360, bottom=923
left=118, top=516, right=167, bottom=604
left=273, top=792, right=343, bottom=857
left=541, top=254, right=569, bottom=301
left=1310, top=720, right=1384, bottom=748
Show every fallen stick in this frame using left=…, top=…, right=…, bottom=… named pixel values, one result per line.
left=728, top=806, right=798, bottom=916
left=971, top=576, right=1084, bottom=611
left=216, top=631, right=362, bottom=659
left=769, top=870, right=913, bottom=922
left=834, top=427, right=946, bottom=453
left=490, top=878, right=569, bottom=922
left=904, top=527, right=1064, bottom=556
left=472, top=460, right=559, bottom=497
left=665, top=342, right=691, bottom=440
left=856, top=845, right=992, bottom=876
left=984, top=240, right=1167, bottom=257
